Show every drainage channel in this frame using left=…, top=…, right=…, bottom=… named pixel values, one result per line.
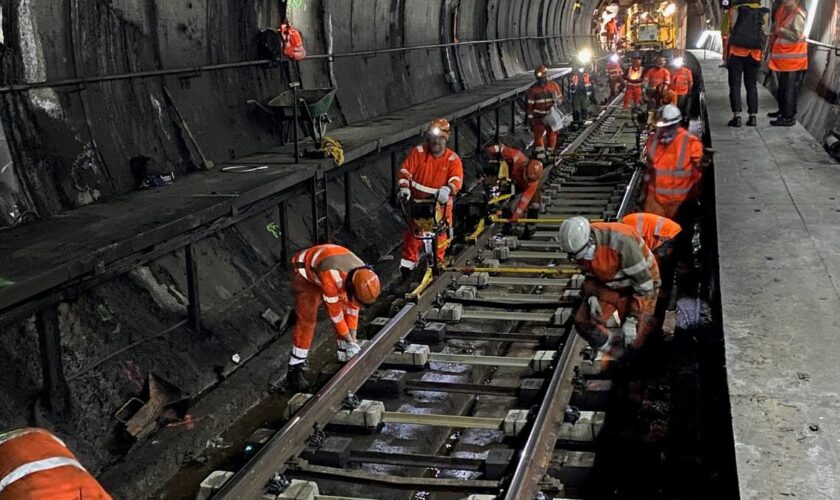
left=191, top=101, right=644, bottom=500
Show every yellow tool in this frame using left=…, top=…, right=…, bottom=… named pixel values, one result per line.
left=406, top=268, right=435, bottom=299
left=466, top=219, right=486, bottom=242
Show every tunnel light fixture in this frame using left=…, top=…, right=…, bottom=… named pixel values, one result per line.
left=576, top=48, right=593, bottom=65
left=662, top=3, right=676, bottom=16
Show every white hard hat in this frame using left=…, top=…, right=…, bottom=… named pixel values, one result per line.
left=655, top=104, right=682, bottom=128
left=557, top=216, right=591, bottom=254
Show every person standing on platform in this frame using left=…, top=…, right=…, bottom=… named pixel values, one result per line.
left=623, top=56, right=645, bottom=109
left=670, top=57, right=694, bottom=118
left=726, top=0, right=770, bottom=127
left=767, top=0, right=808, bottom=127
left=287, top=244, right=381, bottom=391
left=397, top=119, right=464, bottom=275
left=526, top=65, right=564, bottom=163
left=557, top=217, right=660, bottom=353
left=642, top=105, right=704, bottom=220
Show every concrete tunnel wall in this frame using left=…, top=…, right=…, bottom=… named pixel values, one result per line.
left=0, top=0, right=598, bottom=221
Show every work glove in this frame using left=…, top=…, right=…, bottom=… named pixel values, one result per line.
left=622, top=317, right=638, bottom=347
left=398, top=187, right=411, bottom=202
left=436, top=185, right=451, bottom=205
left=587, top=296, right=602, bottom=320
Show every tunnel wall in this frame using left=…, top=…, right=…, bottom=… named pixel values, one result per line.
left=799, top=0, right=840, bottom=144
left=0, top=0, right=599, bottom=223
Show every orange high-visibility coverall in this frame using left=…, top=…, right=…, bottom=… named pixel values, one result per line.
left=574, top=223, right=661, bottom=350
left=526, top=81, right=563, bottom=157
left=622, top=212, right=682, bottom=267
left=623, top=65, right=645, bottom=108
left=643, top=127, right=704, bottom=219
left=398, top=144, right=464, bottom=268
left=486, top=144, right=541, bottom=222
left=0, top=428, right=111, bottom=500
left=290, top=244, right=364, bottom=364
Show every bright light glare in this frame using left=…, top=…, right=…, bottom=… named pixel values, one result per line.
left=663, top=3, right=676, bottom=16
left=576, top=48, right=593, bottom=64
left=672, top=56, right=684, bottom=67
left=641, top=12, right=648, bottom=19
left=429, top=127, right=441, bottom=136
left=803, top=0, right=819, bottom=41
left=609, top=53, right=620, bottom=63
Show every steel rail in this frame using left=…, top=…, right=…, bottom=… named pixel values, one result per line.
left=504, top=95, right=636, bottom=500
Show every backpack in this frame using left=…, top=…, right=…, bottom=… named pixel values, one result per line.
left=279, top=24, right=306, bottom=61
left=729, top=5, right=769, bottom=49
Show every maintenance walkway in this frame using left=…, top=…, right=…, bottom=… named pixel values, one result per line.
left=0, top=68, right=568, bottom=321
left=699, top=53, right=840, bottom=499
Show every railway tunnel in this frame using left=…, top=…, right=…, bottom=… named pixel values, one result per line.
left=0, top=0, right=839, bottom=499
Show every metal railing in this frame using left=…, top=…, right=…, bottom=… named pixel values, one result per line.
left=806, top=38, right=840, bottom=56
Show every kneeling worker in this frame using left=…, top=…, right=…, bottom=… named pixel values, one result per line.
left=0, top=427, right=111, bottom=499
left=398, top=119, right=464, bottom=276
left=288, top=244, right=381, bottom=391
left=485, top=143, right=544, bottom=222
left=558, top=216, right=660, bottom=353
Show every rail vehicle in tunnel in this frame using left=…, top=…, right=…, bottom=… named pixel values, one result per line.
left=0, top=0, right=839, bottom=498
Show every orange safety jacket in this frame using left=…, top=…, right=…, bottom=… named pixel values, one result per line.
left=399, top=144, right=464, bottom=200
left=670, top=67, right=693, bottom=95
left=292, top=244, right=364, bottom=337
left=578, top=223, right=659, bottom=316
left=606, top=61, right=623, bottom=80
left=768, top=5, right=808, bottom=72
left=624, top=65, right=645, bottom=86
left=279, top=24, right=306, bottom=61
left=621, top=213, right=682, bottom=253
left=0, top=428, right=111, bottom=500
left=645, top=67, right=671, bottom=88
left=487, top=144, right=540, bottom=219
left=526, top=81, right=563, bottom=120
left=645, top=127, right=704, bottom=205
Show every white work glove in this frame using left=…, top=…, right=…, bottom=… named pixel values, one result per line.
left=587, top=296, right=602, bottom=320
left=398, top=187, right=411, bottom=202
left=436, top=185, right=451, bottom=205
left=622, top=317, right=638, bottom=346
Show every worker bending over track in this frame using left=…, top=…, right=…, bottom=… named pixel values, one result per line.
left=485, top=143, right=544, bottom=223
left=287, top=244, right=381, bottom=391
left=642, top=105, right=704, bottom=220
left=397, top=119, right=464, bottom=276
left=526, top=65, right=564, bottom=163
left=621, top=212, right=681, bottom=269
left=0, top=427, right=111, bottom=499
left=558, top=217, right=661, bottom=354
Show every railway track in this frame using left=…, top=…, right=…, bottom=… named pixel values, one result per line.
left=207, top=100, right=644, bottom=500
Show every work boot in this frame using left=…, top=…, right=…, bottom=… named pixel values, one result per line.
left=286, top=363, right=310, bottom=392
left=770, top=117, right=796, bottom=127
left=746, top=115, right=757, bottom=127
left=727, top=116, right=741, bottom=128
left=399, top=265, right=413, bottom=281
left=767, top=110, right=781, bottom=118
left=337, top=340, right=361, bottom=362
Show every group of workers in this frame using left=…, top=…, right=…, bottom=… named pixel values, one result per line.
left=724, top=0, right=809, bottom=127
left=606, top=53, right=694, bottom=120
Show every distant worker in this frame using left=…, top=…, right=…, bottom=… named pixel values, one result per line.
left=397, top=119, right=464, bottom=274
left=558, top=217, right=660, bottom=352
left=605, top=53, right=624, bottom=98
left=623, top=56, right=645, bottom=109
left=670, top=57, right=694, bottom=118
left=644, top=56, right=671, bottom=106
left=726, top=0, right=770, bottom=127
left=621, top=212, right=682, bottom=266
left=604, top=17, right=618, bottom=51
left=643, top=105, right=704, bottom=220
left=767, top=0, right=808, bottom=127
left=570, top=67, right=596, bottom=122
left=526, top=65, right=564, bottom=163
left=485, top=144, right=544, bottom=223
left=0, top=427, right=112, bottom=499
left=288, top=244, right=381, bottom=390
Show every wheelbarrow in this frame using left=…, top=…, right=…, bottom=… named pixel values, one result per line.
left=267, top=88, right=336, bottom=143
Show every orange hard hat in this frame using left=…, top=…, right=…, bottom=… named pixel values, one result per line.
left=351, top=267, right=381, bottom=305
left=427, top=118, right=451, bottom=140
left=535, top=64, right=548, bottom=77
left=524, top=159, right=544, bottom=183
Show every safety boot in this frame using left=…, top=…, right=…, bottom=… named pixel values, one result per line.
left=286, top=363, right=311, bottom=392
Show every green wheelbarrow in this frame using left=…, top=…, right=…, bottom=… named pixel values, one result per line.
left=268, top=88, right=337, bottom=143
